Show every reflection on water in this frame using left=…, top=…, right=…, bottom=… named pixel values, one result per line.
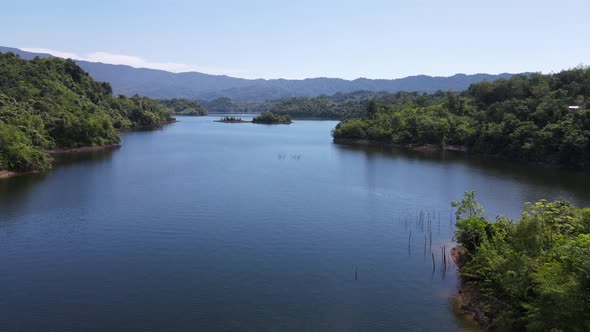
left=335, top=143, right=590, bottom=217
left=50, top=145, right=120, bottom=166
left=0, top=116, right=589, bottom=331
left=0, top=173, right=49, bottom=218
left=0, top=147, right=119, bottom=217
left=337, top=143, right=590, bottom=188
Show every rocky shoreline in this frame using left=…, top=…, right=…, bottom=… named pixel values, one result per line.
left=0, top=170, right=18, bottom=179
left=333, top=137, right=589, bottom=169
left=1, top=119, right=180, bottom=180
left=332, top=137, right=468, bottom=153
left=214, top=119, right=250, bottom=123
left=47, top=144, right=121, bottom=154
left=451, top=246, right=490, bottom=329
left=1, top=144, right=120, bottom=180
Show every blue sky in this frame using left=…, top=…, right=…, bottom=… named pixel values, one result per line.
left=2, top=0, right=589, bottom=79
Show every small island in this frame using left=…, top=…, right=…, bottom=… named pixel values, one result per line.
left=252, top=111, right=292, bottom=124
left=214, top=116, right=249, bottom=123
left=214, top=112, right=292, bottom=124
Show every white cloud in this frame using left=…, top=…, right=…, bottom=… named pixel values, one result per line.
left=22, top=47, right=79, bottom=60
left=82, top=51, right=199, bottom=73
left=21, top=47, right=240, bottom=76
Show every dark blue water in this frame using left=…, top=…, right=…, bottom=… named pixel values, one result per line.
left=2, top=116, right=590, bottom=331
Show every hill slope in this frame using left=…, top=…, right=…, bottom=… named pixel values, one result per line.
left=0, top=53, right=173, bottom=173
left=333, top=67, right=590, bottom=165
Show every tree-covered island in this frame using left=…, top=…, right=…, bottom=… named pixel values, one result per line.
left=214, top=116, right=249, bottom=123
left=213, top=112, right=292, bottom=124
left=251, top=111, right=292, bottom=124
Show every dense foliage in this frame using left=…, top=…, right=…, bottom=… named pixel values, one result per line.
left=333, top=68, right=590, bottom=165
left=199, top=97, right=269, bottom=114
left=267, top=96, right=367, bottom=119
left=159, top=98, right=207, bottom=116
left=200, top=90, right=443, bottom=120
left=0, top=53, right=173, bottom=172
left=268, top=91, right=448, bottom=120
left=453, top=192, right=590, bottom=331
left=215, top=116, right=247, bottom=123
left=251, top=111, right=292, bottom=124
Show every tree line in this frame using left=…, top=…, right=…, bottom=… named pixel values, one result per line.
left=252, top=111, right=292, bottom=124
left=166, top=90, right=447, bottom=120
left=333, top=67, right=590, bottom=166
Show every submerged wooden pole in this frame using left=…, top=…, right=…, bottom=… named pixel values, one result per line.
left=443, top=246, right=447, bottom=271
left=408, top=231, right=412, bottom=256
left=431, top=252, right=436, bottom=271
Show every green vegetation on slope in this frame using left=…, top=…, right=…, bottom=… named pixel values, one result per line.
left=0, top=53, right=173, bottom=172
left=268, top=91, right=446, bottom=120
left=333, top=68, right=590, bottom=165
left=159, top=98, right=207, bottom=116
left=200, top=97, right=269, bottom=114
left=252, top=111, right=292, bottom=124
left=453, top=192, right=590, bottom=331
left=267, top=96, right=364, bottom=119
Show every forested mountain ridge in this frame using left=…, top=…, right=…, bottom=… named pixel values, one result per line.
left=0, top=53, right=173, bottom=173
left=333, top=67, right=590, bottom=166
left=0, top=46, right=519, bottom=101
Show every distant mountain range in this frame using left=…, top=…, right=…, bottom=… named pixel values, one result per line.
left=0, top=46, right=521, bottom=101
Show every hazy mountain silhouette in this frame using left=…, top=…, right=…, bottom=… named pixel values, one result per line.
left=0, top=46, right=519, bottom=101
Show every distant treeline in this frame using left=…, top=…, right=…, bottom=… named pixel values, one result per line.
left=268, top=91, right=447, bottom=119
left=162, top=90, right=449, bottom=120
left=0, top=53, right=174, bottom=173
left=333, top=67, right=590, bottom=166
left=159, top=98, right=207, bottom=116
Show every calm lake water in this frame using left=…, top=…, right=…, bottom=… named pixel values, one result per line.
left=2, top=116, right=590, bottom=331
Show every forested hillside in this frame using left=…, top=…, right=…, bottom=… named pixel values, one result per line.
left=0, top=53, right=173, bottom=173
left=453, top=192, right=590, bottom=330
left=159, top=98, right=207, bottom=116
left=333, top=68, right=590, bottom=166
